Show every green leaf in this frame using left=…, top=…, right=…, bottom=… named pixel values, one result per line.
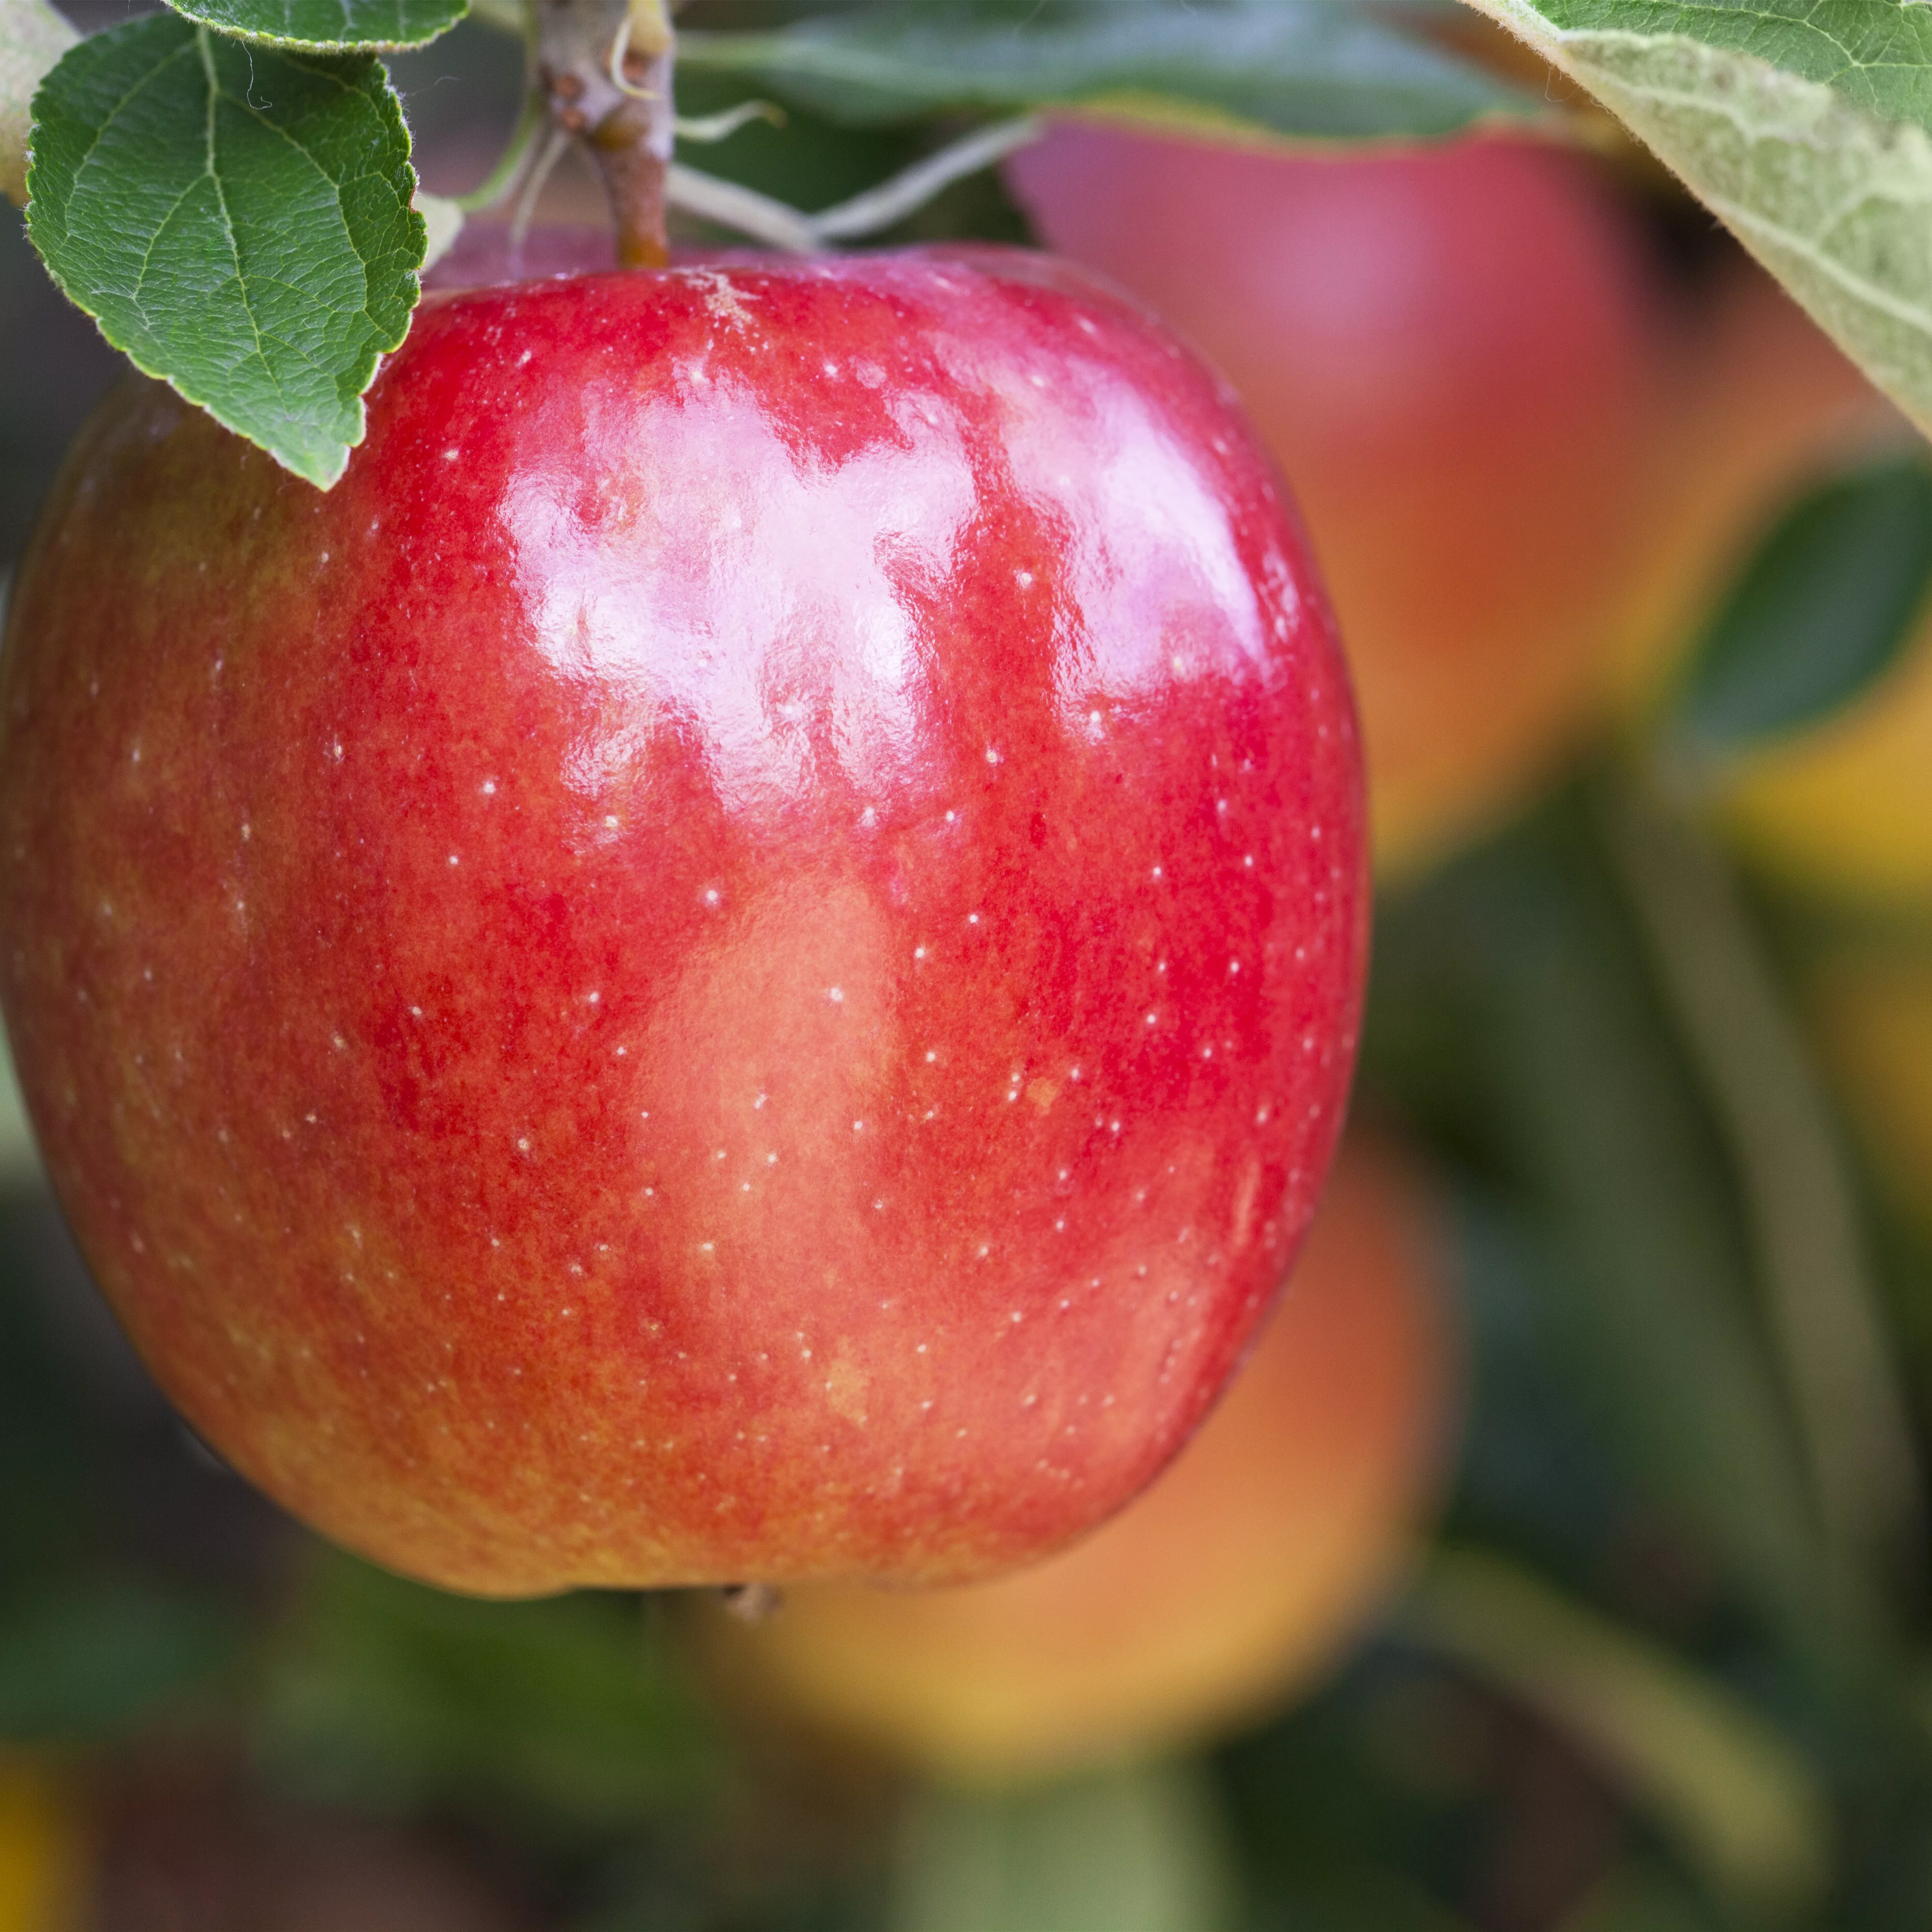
left=0, top=0, right=76, bottom=205
left=26, top=14, right=423, bottom=488
left=1402, top=1550, right=1831, bottom=1917
left=890, top=1761, right=1242, bottom=1932
left=1531, top=0, right=1932, bottom=130
left=1456, top=0, right=1932, bottom=440
left=1671, top=456, right=1932, bottom=753
left=678, top=0, right=1549, bottom=147
left=162, top=0, right=466, bottom=52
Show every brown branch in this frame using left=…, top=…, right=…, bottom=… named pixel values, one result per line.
left=533, top=0, right=676, bottom=269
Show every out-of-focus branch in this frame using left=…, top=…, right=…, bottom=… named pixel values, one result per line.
left=535, top=0, right=676, bottom=267
left=1599, top=770, right=1923, bottom=1635
left=667, top=115, right=1042, bottom=252
left=1402, top=1547, right=1831, bottom=1919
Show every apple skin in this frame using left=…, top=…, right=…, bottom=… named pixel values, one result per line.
left=1005, top=126, right=1662, bottom=875
left=0, top=250, right=1366, bottom=1596
left=699, top=1133, right=1450, bottom=1784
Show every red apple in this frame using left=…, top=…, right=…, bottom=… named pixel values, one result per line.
left=1006, top=127, right=1663, bottom=874
left=0, top=250, right=1366, bottom=1596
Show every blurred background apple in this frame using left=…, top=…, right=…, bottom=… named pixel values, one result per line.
left=699, top=1133, right=1451, bottom=1785
left=1007, top=124, right=1665, bottom=875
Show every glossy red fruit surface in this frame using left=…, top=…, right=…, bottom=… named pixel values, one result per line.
left=1007, top=128, right=1660, bottom=874
left=0, top=250, right=1366, bottom=1596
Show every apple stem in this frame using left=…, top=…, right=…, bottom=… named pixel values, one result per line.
left=533, top=0, right=677, bottom=268
left=665, top=115, right=1044, bottom=254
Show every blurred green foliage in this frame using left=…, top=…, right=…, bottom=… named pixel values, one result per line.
left=0, top=1185, right=244, bottom=1745
left=1670, top=456, right=1932, bottom=758
left=256, top=1555, right=717, bottom=1829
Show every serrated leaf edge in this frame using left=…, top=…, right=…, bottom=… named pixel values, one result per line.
left=25, top=20, right=426, bottom=489
left=159, top=0, right=468, bottom=56
left=1459, top=0, right=1932, bottom=443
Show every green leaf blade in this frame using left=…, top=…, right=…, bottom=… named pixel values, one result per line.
left=1531, top=0, right=1932, bottom=135
left=163, top=0, right=467, bottom=55
left=1462, top=0, right=1932, bottom=444
left=26, top=14, right=424, bottom=488
left=678, top=0, right=1550, bottom=147
left=1674, top=455, right=1932, bottom=751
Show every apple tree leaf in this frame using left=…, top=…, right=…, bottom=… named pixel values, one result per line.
left=677, top=0, right=1551, bottom=147
left=161, top=0, right=467, bottom=54
left=1670, top=454, right=1932, bottom=754
left=0, top=0, right=76, bottom=205
left=1454, top=0, right=1932, bottom=441
left=25, top=12, right=424, bottom=489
